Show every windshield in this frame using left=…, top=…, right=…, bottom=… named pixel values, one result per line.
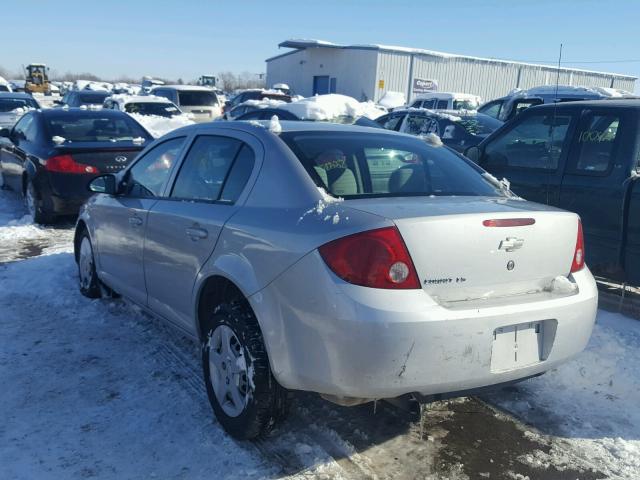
left=453, top=99, right=480, bottom=110
left=124, top=102, right=180, bottom=117
left=0, top=98, right=39, bottom=112
left=45, top=113, right=150, bottom=143
left=178, top=90, right=218, bottom=106
left=281, top=131, right=500, bottom=198
left=456, top=114, right=503, bottom=136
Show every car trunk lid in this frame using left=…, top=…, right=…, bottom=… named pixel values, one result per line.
left=344, top=196, right=579, bottom=304
left=51, top=142, right=145, bottom=173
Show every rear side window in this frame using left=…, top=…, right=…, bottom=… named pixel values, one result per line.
left=404, top=115, right=439, bottom=136
left=171, top=135, right=243, bottom=202
left=127, top=137, right=185, bottom=197
left=572, top=113, right=621, bottom=174
left=220, top=145, right=255, bottom=202
left=281, top=132, right=500, bottom=198
left=484, top=113, right=573, bottom=170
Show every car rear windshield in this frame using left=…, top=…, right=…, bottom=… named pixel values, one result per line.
left=281, top=131, right=501, bottom=198
left=0, top=98, right=39, bottom=112
left=45, top=113, right=150, bottom=142
left=178, top=91, right=218, bottom=106
left=456, top=114, right=503, bottom=136
left=79, top=94, right=109, bottom=105
left=124, top=102, right=180, bottom=117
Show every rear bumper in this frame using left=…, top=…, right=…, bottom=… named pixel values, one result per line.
left=35, top=172, right=95, bottom=216
left=252, top=251, right=598, bottom=400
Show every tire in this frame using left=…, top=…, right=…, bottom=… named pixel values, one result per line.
left=202, top=300, right=288, bottom=439
left=25, top=180, right=55, bottom=224
left=77, top=232, right=101, bottom=298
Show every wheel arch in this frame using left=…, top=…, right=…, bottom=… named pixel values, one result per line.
left=195, top=274, right=249, bottom=342
left=73, top=219, right=89, bottom=263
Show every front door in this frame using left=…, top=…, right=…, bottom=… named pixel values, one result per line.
left=93, top=136, right=187, bottom=305
left=479, top=109, right=577, bottom=205
left=313, top=76, right=330, bottom=95
left=144, top=134, right=257, bottom=331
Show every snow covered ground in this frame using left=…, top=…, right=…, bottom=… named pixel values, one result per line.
left=0, top=187, right=639, bottom=479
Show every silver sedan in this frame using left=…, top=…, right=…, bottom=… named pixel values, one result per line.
left=75, top=121, right=597, bottom=439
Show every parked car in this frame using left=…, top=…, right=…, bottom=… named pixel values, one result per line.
left=223, top=99, right=288, bottom=121
left=103, top=95, right=182, bottom=118
left=151, top=85, right=222, bottom=122
left=465, top=99, right=640, bottom=284
left=58, top=90, right=110, bottom=108
left=478, top=85, right=634, bottom=122
left=75, top=120, right=597, bottom=439
left=0, top=92, right=41, bottom=129
left=0, top=108, right=152, bottom=223
left=376, top=108, right=502, bottom=152
left=408, top=92, right=482, bottom=111
left=236, top=107, right=382, bottom=128
left=224, top=89, right=291, bottom=114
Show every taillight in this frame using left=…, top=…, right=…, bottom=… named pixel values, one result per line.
left=45, top=155, right=99, bottom=174
left=570, top=220, right=585, bottom=273
left=318, top=227, right=420, bottom=289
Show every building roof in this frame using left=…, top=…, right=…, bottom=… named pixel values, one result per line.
left=268, top=39, right=637, bottom=80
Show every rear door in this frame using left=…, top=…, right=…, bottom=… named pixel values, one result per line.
left=479, top=108, right=577, bottom=205
left=143, top=132, right=259, bottom=331
left=558, top=107, right=634, bottom=276
left=92, top=136, right=187, bottom=305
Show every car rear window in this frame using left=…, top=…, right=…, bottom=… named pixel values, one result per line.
left=124, top=102, right=180, bottom=117
left=45, top=113, right=150, bottom=142
left=0, top=98, right=39, bottom=112
left=281, top=131, right=500, bottom=198
left=178, top=91, right=218, bottom=106
left=79, top=94, right=109, bottom=105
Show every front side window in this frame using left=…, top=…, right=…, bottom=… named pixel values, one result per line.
left=479, top=100, right=502, bottom=119
left=572, top=113, right=621, bottom=174
left=127, top=137, right=185, bottom=197
left=171, top=136, right=243, bottom=201
left=281, top=132, right=500, bottom=198
left=484, top=113, right=573, bottom=170
left=436, top=100, right=449, bottom=109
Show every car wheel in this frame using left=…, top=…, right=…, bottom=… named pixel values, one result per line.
left=202, top=300, right=288, bottom=439
left=25, top=180, right=54, bottom=224
left=77, top=232, right=101, bottom=298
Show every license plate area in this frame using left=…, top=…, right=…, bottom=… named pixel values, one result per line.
left=490, top=319, right=557, bottom=373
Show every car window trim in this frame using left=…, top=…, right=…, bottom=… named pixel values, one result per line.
left=564, top=108, right=627, bottom=178
left=166, top=134, right=249, bottom=205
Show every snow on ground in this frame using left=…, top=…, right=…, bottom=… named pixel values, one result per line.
left=128, top=112, right=195, bottom=138
left=488, top=310, right=640, bottom=478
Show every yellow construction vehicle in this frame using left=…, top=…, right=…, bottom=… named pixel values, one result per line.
left=24, top=63, right=50, bottom=94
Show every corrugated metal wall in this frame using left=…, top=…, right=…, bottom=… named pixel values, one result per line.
left=268, top=48, right=636, bottom=104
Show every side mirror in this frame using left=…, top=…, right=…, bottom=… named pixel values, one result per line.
left=88, top=174, right=117, bottom=194
left=0, top=128, right=10, bottom=138
left=464, top=145, right=482, bottom=163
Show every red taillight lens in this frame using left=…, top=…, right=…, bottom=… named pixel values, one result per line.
left=45, top=155, right=99, bottom=174
left=570, top=220, right=585, bottom=273
left=318, top=227, right=420, bottom=289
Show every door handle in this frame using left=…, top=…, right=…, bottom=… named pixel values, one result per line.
left=185, top=227, right=208, bottom=240
left=128, top=216, right=143, bottom=226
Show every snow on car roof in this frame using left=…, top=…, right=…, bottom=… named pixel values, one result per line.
left=107, top=94, right=175, bottom=107
left=158, top=85, right=216, bottom=91
left=509, top=84, right=634, bottom=99
left=413, top=92, right=481, bottom=101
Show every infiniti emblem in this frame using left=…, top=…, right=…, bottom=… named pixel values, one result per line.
left=507, top=260, right=515, bottom=271
left=115, top=155, right=128, bottom=163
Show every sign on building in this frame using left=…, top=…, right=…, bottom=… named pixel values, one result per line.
left=413, top=78, right=438, bottom=94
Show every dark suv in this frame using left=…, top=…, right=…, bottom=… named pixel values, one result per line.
left=466, top=99, right=640, bottom=284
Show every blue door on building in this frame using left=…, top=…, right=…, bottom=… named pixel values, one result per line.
left=313, top=76, right=330, bottom=95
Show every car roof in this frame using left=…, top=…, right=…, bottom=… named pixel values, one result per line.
left=155, top=85, right=214, bottom=91
left=74, top=90, right=110, bottom=96
left=528, top=98, right=640, bottom=110
left=193, top=120, right=408, bottom=136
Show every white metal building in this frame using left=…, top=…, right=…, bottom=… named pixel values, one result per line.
left=266, top=39, right=637, bottom=103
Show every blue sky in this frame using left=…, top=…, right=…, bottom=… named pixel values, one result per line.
left=2, top=0, right=639, bottom=91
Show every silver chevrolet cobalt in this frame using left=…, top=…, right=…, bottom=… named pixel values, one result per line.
left=75, top=121, right=597, bottom=439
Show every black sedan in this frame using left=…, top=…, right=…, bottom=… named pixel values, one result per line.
left=0, top=108, right=153, bottom=223
left=375, top=109, right=502, bottom=152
